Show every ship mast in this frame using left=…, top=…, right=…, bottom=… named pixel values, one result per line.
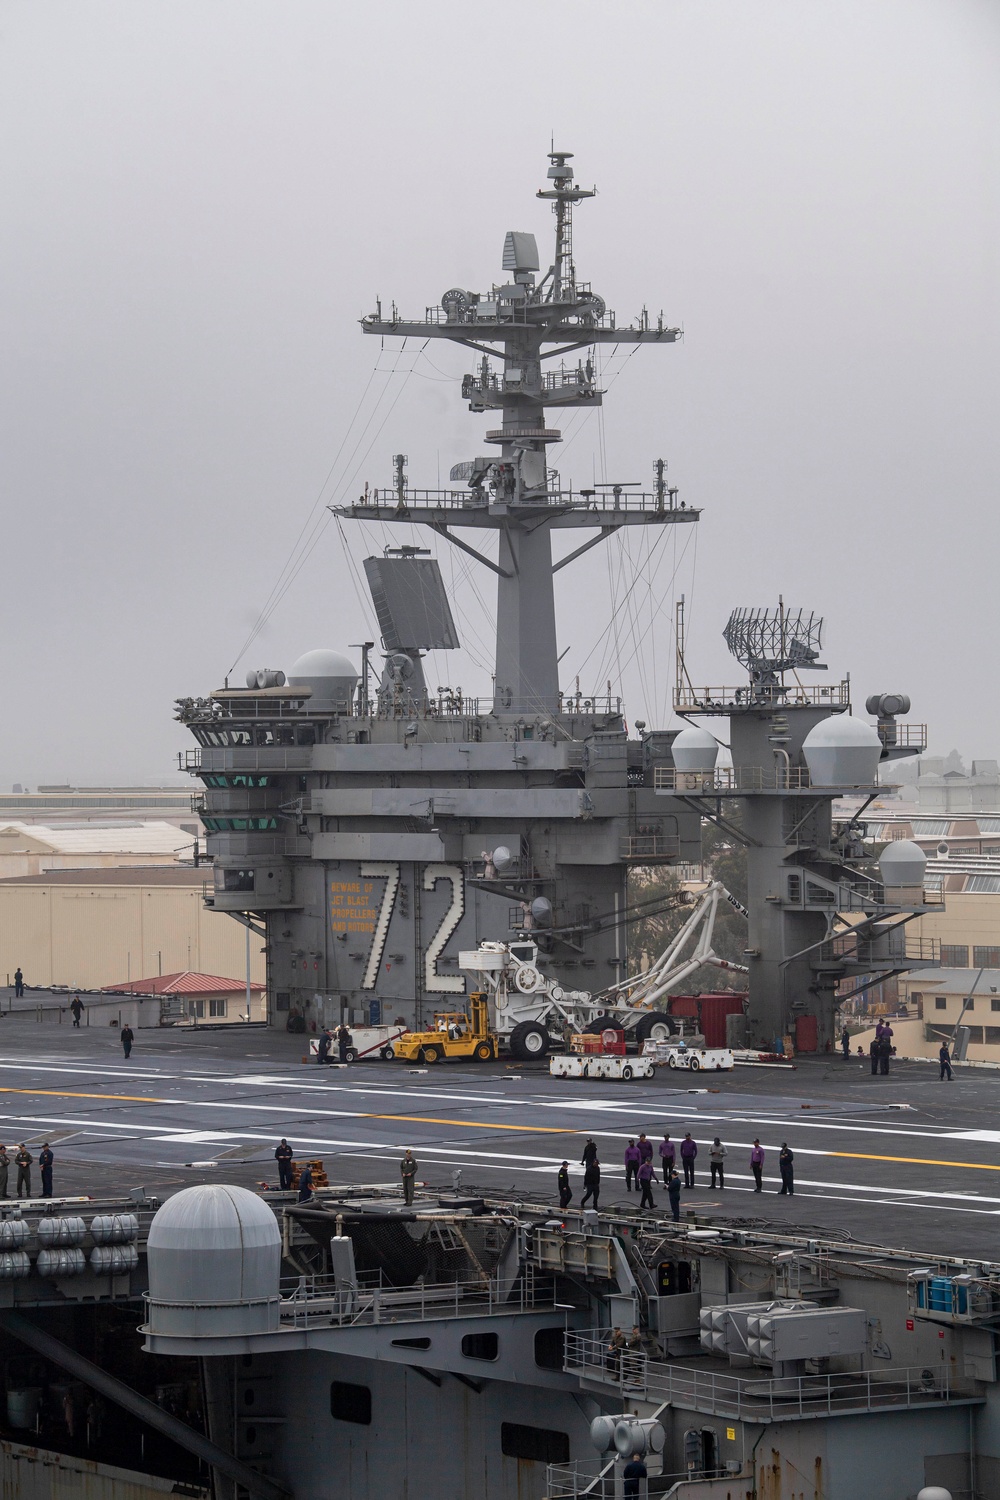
left=334, top=150, right=698, bottom=716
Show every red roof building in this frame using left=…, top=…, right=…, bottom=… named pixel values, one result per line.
left=103, top=971, right=265, bottom=996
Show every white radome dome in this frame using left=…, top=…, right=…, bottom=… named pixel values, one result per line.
left=802, top=715, right=882, bottom=788
left=288, top=649, right=359, bottom=706
left=289, top=649, right=358, bottom=681
left=671, top=725, right=719, bottom=773
left=879, top=839, right=927, bottom=888
left=146, top=1185, right=281, bottom=1336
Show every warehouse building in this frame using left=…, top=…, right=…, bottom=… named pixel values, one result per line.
left=0, top=867, right=264, bottom=994
left=0, top=821, right=196, bottom=878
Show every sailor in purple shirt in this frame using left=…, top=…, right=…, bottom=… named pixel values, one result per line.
left=659, top=1133, right=675, bottom=1184
left=680, top=1132, right=698, bottom=1188
left=624, top=1138, right=641, bottom=1192
left=750, top=1138, right=765, bottom=1192
left=637, top=1157, right=656, bottom=1210
left=637, top=1133, right=653, bottom=1164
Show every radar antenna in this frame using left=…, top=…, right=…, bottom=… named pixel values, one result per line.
left=723, top=603, right=826, bottom=689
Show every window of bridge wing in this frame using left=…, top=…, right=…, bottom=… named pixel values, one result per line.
left=533, top=1326, right=565, bottom=1370
left=500, top=1424, right=569, bottom=1464
left=330, top=1381, right=371, bottom=1425
left=462, top=1331, right=498, bottom=1361
left=222, top=870, right=255, bottom=892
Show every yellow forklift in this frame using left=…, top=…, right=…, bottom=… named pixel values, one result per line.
left=393, top=993, right=498, bottom=1064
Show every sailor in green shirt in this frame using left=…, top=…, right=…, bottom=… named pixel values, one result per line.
left=401, top=1149, right=418, bottom=1205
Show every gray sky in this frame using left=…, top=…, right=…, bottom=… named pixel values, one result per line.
left=1, top=1, right=997, bottom=786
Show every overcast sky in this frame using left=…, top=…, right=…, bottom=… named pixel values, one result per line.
left=1, top=1, right=997, bottom=786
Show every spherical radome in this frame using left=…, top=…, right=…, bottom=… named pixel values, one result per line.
left=288, top=649, right=359, bottom=708
left=802, top=715, right=882, bottom=788
left=289, top=649, right=359, bottom=682
left=879, top=839, right=927, bottom=887
left=917, top=1488, right=953, bottom=1500
left=146, top=1185, right=281, bottom=1337
left=672, top=725, right=719, bottom=773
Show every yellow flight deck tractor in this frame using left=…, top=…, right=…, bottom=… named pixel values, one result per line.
left=393, top=993, right=498, bottom=1064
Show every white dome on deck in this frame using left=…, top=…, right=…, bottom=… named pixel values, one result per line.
left=802, top=715, right=882, bottom=788
left=879, top=839, right=927, bottom=888
left=146, top=1185, right=281, bottom=1336
left=671, top=726, right=719, bottom=773
left=288, top=649, right=359, bottom=707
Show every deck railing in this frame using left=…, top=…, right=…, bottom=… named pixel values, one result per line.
left=563, top=1332, right=979, bottom=1421
left=278, top=1267, right=555, bottom=1329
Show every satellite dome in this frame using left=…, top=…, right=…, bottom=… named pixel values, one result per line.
left=146, top=1185, right=281, bottom=1336
left=288, top=649, right=359, bottom=708
left=879, top=839, right=927, bottom=889
left=802, top=715, right=882, bottom=788
left=671, top=725, right=719, bottom=774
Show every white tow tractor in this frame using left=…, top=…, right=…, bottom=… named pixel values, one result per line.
left=549, top=1051, right=655, bottom=1081
left=459, top=881, right=747, bottom=1060
left=642, top=1040, right=735, bottom=1072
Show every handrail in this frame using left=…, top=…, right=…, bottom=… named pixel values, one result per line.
left=277, top=1268, right=555, bottom=1329
left=562, top=1332, right=978, bottom=1421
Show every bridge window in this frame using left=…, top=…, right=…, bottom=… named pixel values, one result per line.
left=940, top=945, right=969, bottom=967
left=533, top=1327, right=565, bottom=1370
left=501, top=1423, right=569, bottom=1464
left=330, top=1381, right=371, bottom=1426
left=462, top=1332, right=498, bottom=1361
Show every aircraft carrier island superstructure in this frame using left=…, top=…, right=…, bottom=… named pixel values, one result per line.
left=176, top=151, right=935, bottom=1051
left=176, top=151, right=705, bottom=1045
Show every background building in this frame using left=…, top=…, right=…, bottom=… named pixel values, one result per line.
left=103, top=969, right=266, bottom=1024
left=0, top=785, right=196, bottom=829
left=0, top=867, right=264, bottom=993
left=0, top=821, right=196, bottom=878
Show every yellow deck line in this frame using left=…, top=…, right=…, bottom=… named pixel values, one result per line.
left=828, top=1150, right=1000, bottom=1171
left=0, top=1087, right=166, bottom=1105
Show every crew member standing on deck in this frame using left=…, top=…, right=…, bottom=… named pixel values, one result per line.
left=659, top=1133, right=675, bottom=1184
left=0, top=1146, right=9, bottom=1199
left=338, top=1024, right=353, bottom=1064
left=13, top=968, right=23, bottom=998
left=317, top=1029, right=332, bottom=1065
left=680, top=1133, right=697, bottom=1188
left=841, top=1027, right=850, bottom=1059
left=709, top=1137, right=726, bottom=1189
left=939, top=1042, right=954, bottom=1081
left=581, top=1137, right=598, bottom=1169
left=778, top=1142, right=794, bottom=1195
left=70, top=996, right=83, bottom=1028
left=667, top=1169, right=681, bottom=1222
left=274, top=1139, right=294, bottom=1190
left=750, top=1139, right=765, bottom=1192
left=624, top=1139, right=641, bottom=1192
left=637, top=1133, right=653, bottom=1166
left=869, top=1037, right=880, bottom=1076
left=297, top=1163, right=313, bottom=1202
left=15, top=1145, right=31, bottom=1197
left=637, top=1157, right=655, bottom=1210
left=557, top=1161, right=572, bottom=1209
left=121, top=1024, right=134, bottom=1059
left=39, top=1143, right=53, bottom=1198
left=401, top=1149, right=418, bottom=1205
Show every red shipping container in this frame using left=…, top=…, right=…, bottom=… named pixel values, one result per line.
left=668, top=992, right=747, bottom=1048
left=697, top=993, right=748, bottom=1049
left=795, top=1013, right=818, bottom=1054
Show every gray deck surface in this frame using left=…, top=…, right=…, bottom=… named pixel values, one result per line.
left=0, top=997, right=995, bottom=1261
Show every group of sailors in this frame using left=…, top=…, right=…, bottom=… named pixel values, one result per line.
left=316, top=1025, right=354, bottom=1064
left=556, top=1131, right=796, bottom=1220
